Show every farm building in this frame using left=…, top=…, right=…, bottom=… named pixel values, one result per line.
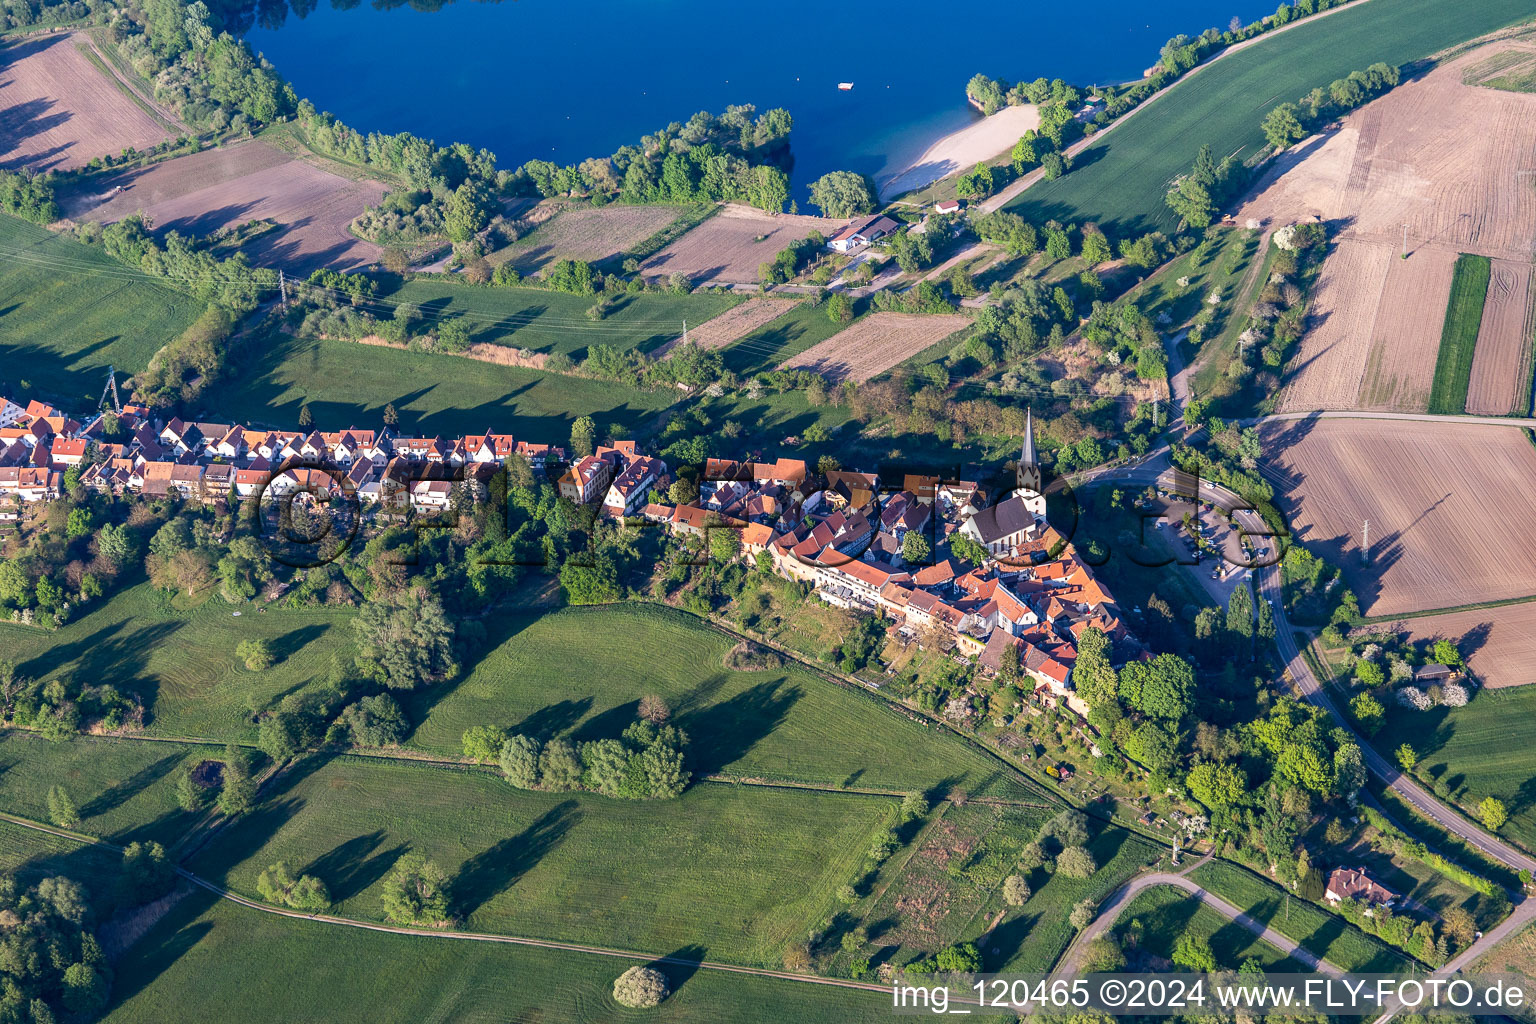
left=827, top=215, right=899, bottom=253
left=1325, top=867, right=1396, bottom=909
left=934, top=199, right=962, bottom=215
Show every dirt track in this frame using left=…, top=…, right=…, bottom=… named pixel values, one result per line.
left=0, top=32, right=173, bottom=171
left=65, top=141, right=384, bottom=271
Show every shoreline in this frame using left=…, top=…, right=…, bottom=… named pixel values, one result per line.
left=874, top=103, right=1040, bottom=201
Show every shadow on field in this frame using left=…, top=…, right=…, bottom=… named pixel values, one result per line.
left=518, top=697, right=595, bottom=741
left=654, top=944, right=705, bottom=992
left=81, top=752, right=184, bottom=821
left=306, top=830, right=409, bottom=903
left=103, top=885, right=220, bottom=1007
left=677, top=678, right=801, bottom=775
left=453, top=799, right=581, bottom=919
left=272, top=623, right=330, bottom=663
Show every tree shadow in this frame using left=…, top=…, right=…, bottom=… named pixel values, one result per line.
left=81, top=753, right=184, bottom=821
left=652, top=943, right=706, bottom=992
left=516, top=697, right=595, bottom=741
left=304, top=830, right=409, bottom=903
left=453, top=799, right=582, bottom=921
left=676, top=678, right=801, bottom=775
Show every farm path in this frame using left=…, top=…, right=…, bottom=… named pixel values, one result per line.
left=1172, top=230, right=1273, bottom=411
left=0, top=811, right=897, bottom=996
left=77, top=33, right=186, bottom=134
left=1058, top=870, right=1343, bottom=976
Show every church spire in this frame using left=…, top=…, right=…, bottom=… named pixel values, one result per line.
left=1016, top=407, right=1042, bottom=498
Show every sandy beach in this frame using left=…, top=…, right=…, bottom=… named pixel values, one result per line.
left=876, top=103, right=1040, bottom=200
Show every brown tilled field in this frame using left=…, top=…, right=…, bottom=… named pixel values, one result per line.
left=1277, top=240, right=1394, bottom=411
left=64, top=141, right=384, bottom=271
left=0, top=33, right=174, bottom=172
left=779, top=312, right=970, bottom=383
left=1356, top=248, right=1457, bottom=411
left=1240, top=42, right=1536, bottom=412
left=1386, top=602, right=1536, bottom=689
left=642, top=204, right=846, bottom=284
left=497, top=204, right=684, bottom=274
left=1261, top=418, right=1536, bottom=617
left=1466, top=259, right=1535, bottom=415
left=652, top=296, right=799, bottom=358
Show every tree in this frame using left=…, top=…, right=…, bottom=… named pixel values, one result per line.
left=1350, top=692, right=1385, bottom=737
left=1479, top=796, right=1508, bottom=831
left=1073, top=627, right=1118, bottom=709
left=950, top=534, right=990, bottom=567
left=825, top=291, right=854, bottom=324
left=639, top=742, right=690, bottom=798
left=1057, top=846, right=1097, bottom=878
left=807, top=170, right=875, bottom=218
left=47, top=785, right=78, bottom=828
left=1261, top=103, right=1308, bottom=150
left=1186, top=761, right=1247, bottom=810
left=1041, top=151, right=1069, bottom=181
left=444, top=180, right=491, bottom=242
left=383, top=402, right=399, bottom=427
left=1003, top=874, right=1031, bottom=906
left=176, top=769, right=205, bottom=812
left=354, top=586, right=457, bottom=690
left=709, top=523, right=741, bottom=564
left=1395, top=743, right=1417, bottom=772
left=1069, top=898, right=1096, bottom=930
left=901, top=531, right=931, bottom=565
left=901, top=791, right=929, bottom=821
left=257, top=861, right=331, bottom=911
left=1172, top=932, right=1217, bottom=971
left=539, top=738, right=584, bottom=791
left=218, top=744, right=256, bottom=815
left=782, top=942, right=812, bottom=971
left=380, top=854, right=450, bottom=924
left=1118, top=653, right=1194, bottom=722
left=298, top=403, right=313, bottom=428
left=1333, top=743, right=1366, bottom=801
left=119, top=840, right=175, bottom=906
left=1432, top=639, right=1462, bottom=667
left=1080, top=229, right=1113, bottom=267
left=1442, top=906, right=1476, bottom=948
left=613, top=965, right=670, bottom=1008
left=570, top=415, right=597, bottom=458
left=1227, top=585, right=1254, bottom=638
left=62, top=962, right=108, bottom=1016
left=638, top=695, right=670, bottom=724
left=339, top=695, right=407, bottom=747
left=236, top=638, right=274, bottom=671
left=956, top=162, right=995, bottom=200
left=934, top=941, right=982, bottom=974
left=462, top=725, right=504, bottom=763
left=1081, top=936, right=1126, bottom=973
left=500, top=735, right=542, bottom=788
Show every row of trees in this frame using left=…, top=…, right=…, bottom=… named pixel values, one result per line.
left=484, top=704, right=690, bottom=800
left=1261, top=63, right=1402, bottom=151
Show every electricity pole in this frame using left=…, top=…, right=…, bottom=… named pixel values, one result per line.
left=1362, top=519, right=1370, bottom=564
left=279, top=268, right=288, bottom=311
left=1401, top=223, right=1408, bottom=259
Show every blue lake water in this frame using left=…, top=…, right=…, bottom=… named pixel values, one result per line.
left=242, top=0, right=1273, bottom=196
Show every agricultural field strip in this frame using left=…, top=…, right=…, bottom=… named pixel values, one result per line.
left=0, top=814, right=895, bottom=996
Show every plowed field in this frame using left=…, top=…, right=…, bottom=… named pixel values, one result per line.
left=778, top=312, right=970, bottom=383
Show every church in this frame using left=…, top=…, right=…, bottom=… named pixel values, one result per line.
left=958, top=409, right=1048, bottom=555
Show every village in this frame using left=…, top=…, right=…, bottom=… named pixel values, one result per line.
left=0, top=387, right=1137, bottom=724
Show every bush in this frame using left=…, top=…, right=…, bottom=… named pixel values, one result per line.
left=1003, top=874, right=1031, bottom=906
left=462, top=725, right=505, bottom=763
left=612, top=965, right=670, bottom=1008
left=236, top=638, right=274, bottom=671
left=1057, top=846, right=1097, bottom=878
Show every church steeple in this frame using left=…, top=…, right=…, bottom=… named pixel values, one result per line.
left=1017, top=407, right=1041, bottom=496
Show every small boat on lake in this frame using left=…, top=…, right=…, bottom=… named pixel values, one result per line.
left=837, top=82, right=854, bottom=91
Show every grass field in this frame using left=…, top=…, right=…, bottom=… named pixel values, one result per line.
left=0, top=215, right=200, bottom=404
left=381, top=277, right=740, bottom=361
left=721, top=299, right=847, bottom=377
left=1186, top=860, right=1414, bottom=972
left=1372, top=686, right=1536, bottom=853
left=104, top=893, right=894, bottom=1024
left=0, top=821, right=126, bottom=915
left=0, top=731, right=218, bottom=850
left=406, top=602, right=1040, bottom=799
left=216, top=331, right=676, bottom=440
left=1427, top=254, right=1493, bottom=413
left=1004, top=0, right=1536, bottom=236
left=0, top=582, right=354, bottom=741
left=188, top=755, right=891, bottom=967
left=1113, top=885, right=1300, bottom=970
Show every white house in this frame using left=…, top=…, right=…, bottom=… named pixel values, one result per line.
left=827, top=215, right=900, bottom=253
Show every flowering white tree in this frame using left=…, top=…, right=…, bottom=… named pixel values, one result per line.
left=1396, top=686, right=1432, bottom=710
left=1441, top=682, right=1470, bottom=707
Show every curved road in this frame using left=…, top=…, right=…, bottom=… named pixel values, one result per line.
left=1061, top=870, right=1342, bottom=976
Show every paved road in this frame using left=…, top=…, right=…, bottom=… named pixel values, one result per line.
left=1061, top=871, right=1342, bottom=976
left=1238, top=409, right=1536, bottom=430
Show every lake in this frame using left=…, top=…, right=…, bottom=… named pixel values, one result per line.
left=241, top=0, right=1274, bottom=197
